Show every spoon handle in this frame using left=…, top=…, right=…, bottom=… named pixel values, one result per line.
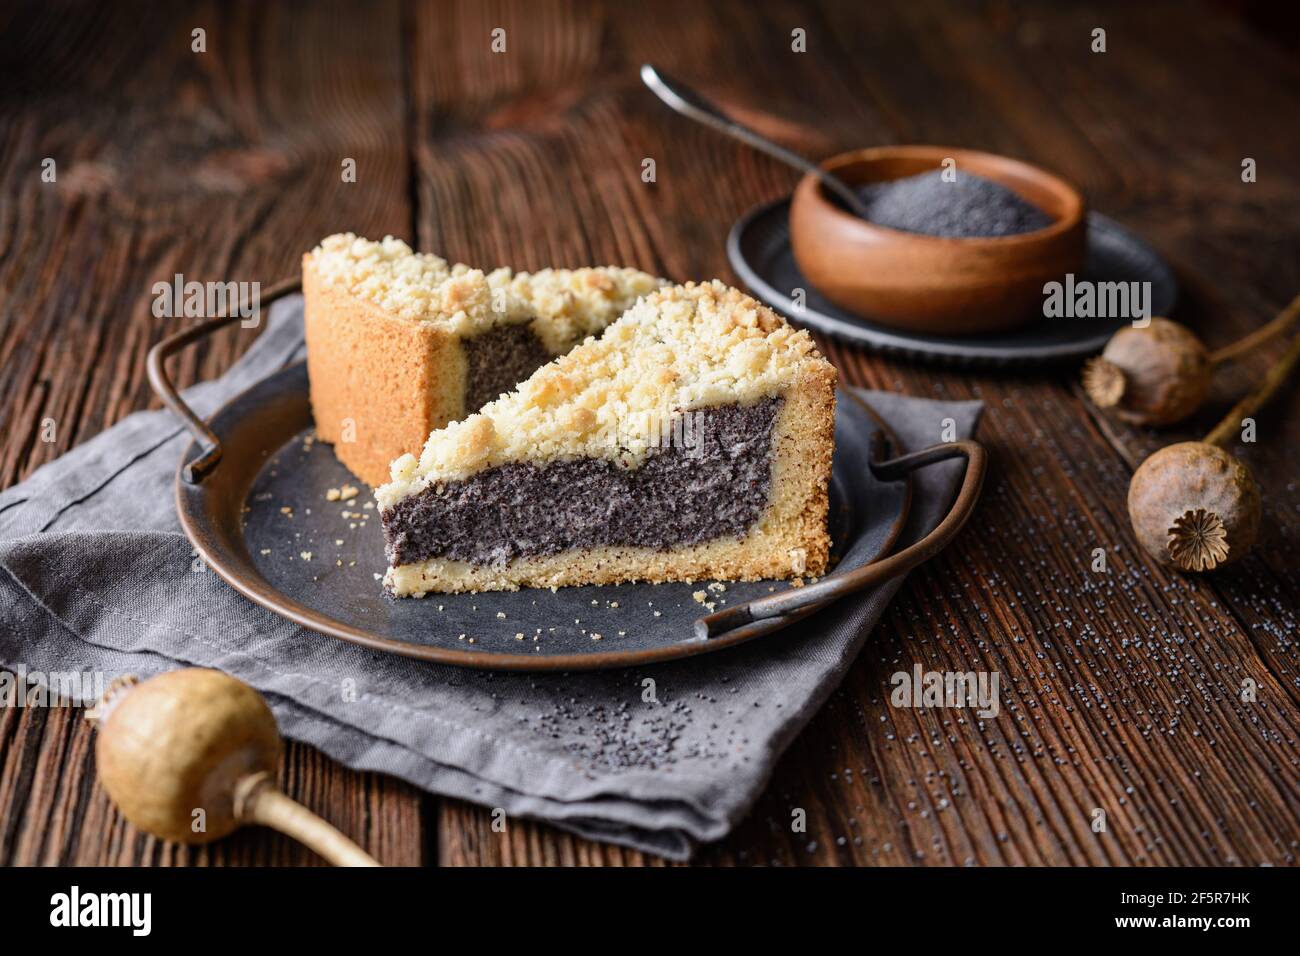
left=640, top=64, right=870, bottom=218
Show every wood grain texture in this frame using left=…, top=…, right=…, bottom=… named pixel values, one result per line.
left=413, top=0, right=1300, bottom=867
left=0, top=0, right=424, bottom=866
left=2, top=0, right=1298, bottom=867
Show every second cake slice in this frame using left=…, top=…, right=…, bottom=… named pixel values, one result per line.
left=303, top=233, right=662, bottom=486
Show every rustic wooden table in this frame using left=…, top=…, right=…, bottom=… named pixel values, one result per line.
left=1, top=0, right=1297, bottom=867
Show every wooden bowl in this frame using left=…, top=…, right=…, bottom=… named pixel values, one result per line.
left=790, top=146, right=1087, bottom=336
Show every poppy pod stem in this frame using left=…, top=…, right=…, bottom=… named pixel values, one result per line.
left=1208, top=294, right=1300, bottom=367
left=1204, top=328, right=1300, bottom=448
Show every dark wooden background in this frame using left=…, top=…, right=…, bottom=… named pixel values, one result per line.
left=1, top=0, right=1297, bottom=866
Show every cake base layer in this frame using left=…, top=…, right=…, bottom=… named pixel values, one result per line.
left=385, top=536, right=808, bottom=595
left=383, top=369, right=835, bottom=595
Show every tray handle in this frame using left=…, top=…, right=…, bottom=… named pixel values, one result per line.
left=146, top=278, right=301, bottom=484
left=695, top=438, right=986, bottom=641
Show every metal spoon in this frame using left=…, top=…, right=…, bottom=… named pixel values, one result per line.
left=640, top=63, right=873, bottom=221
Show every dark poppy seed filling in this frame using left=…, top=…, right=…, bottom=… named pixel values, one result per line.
left=462, top=323, right=554, bottom=415
left=382, top=397, right=782, bottom=568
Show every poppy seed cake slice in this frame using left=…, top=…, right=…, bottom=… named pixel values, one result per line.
left=377, top=280, right=837, bottom=595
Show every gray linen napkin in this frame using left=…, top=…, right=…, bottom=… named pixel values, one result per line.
left=0, top=295, right=981, bottom=860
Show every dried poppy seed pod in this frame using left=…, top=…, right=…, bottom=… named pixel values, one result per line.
left=88, top=668, right=379, bottom=865
left=1127, top=442, right=1260, bottom=571
left=1084, top=296, right=1300, bottom=427
left=91, top=669, right=279, bottom=843
left=1126, top=324, right=1300, bottom=572
left=1083, top=319, right=1211, bottom=425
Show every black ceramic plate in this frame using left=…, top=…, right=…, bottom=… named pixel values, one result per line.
left=176, top=361, right=912, bottom=670
left=727, top=198, right=1178, bottom=367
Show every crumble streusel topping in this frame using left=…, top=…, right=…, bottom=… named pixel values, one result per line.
left=377, top=280, right=828, bottom=509
left=307, top=234, right=662, bottom=344
left=489, top=267, right=666, bottom=352
left=306, top=233, right=531, bottom=335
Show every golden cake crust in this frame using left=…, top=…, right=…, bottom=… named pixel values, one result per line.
left=303, top=255, right=466, bottom=487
